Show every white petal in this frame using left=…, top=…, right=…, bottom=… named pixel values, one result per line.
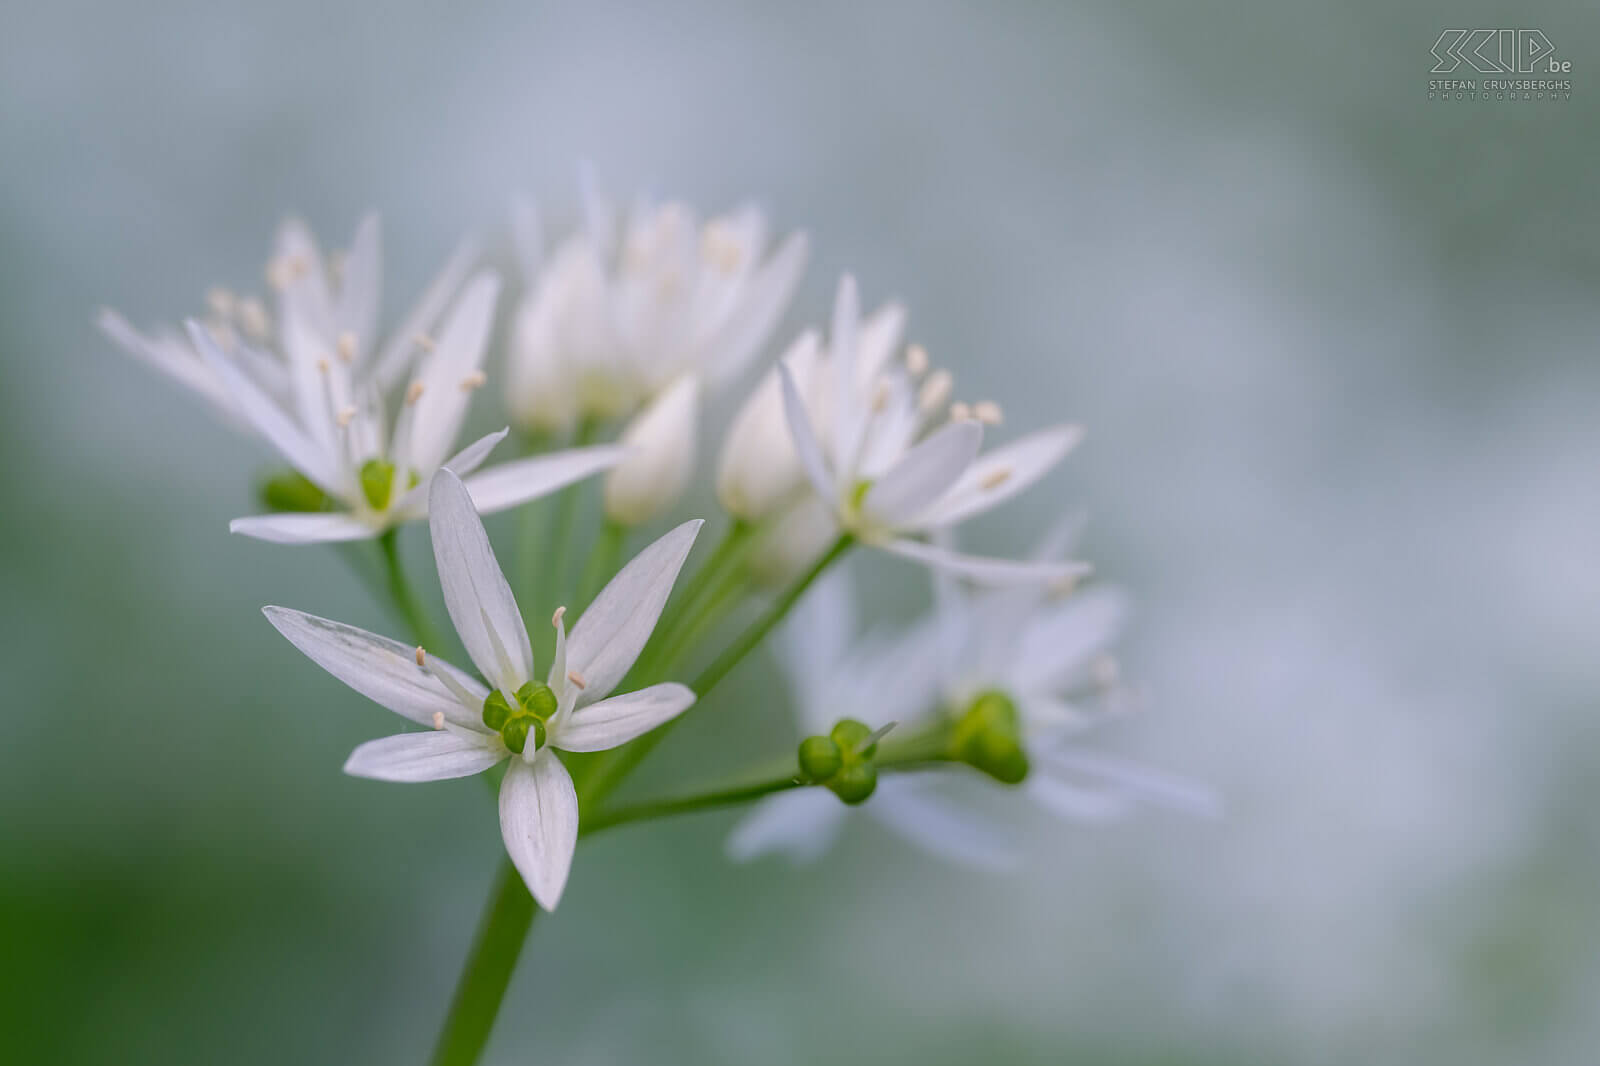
left=914, top=425, right=1084, bottom=529
left=1014, top=587, right=1129, bottom=693
left=567, top=520, right=702, bottom=702
left=336, top=213, right=382, bottom=358
left=725, top=788, right=846, bottom=864
left=460, top=444, right=627, bottom=515
left=602, top=376, right=700, bottom=526
left=189, top=321, right=341, bottom=491
left=1025, top=775, right=1131, bottom=822
left=553, top=683, right=695, bottom=752
left=861, top=421, right=982, bottom=529
left=881, top=539, right=1092, bottom=586
left=499, top=753, right=580, bottom=910
left=868, top=775, right=1020, bottom=872
left=428, top=469, right=533, bottom=691
left=779, top=362, right=835, bottom=505
left=703, top=230, right=810, bottom=386
left=372, top=235, right=480, bottom=389
left=855, top=302, right=908, bottom=385
left=777, top=569, right=855, bottom=706
left=1038, top=749, right=1223, bottom=819
left=99, top=310, right=235, bottom=415
left=829, top=276, right=863, bottom=476
left=408, top=272, right=501, bottom=474
left=230, top=512, right=375, bottom=544
left=390, top=429, right=511, bottom=518
left=262, top=606, right=487, bottom=727
left=344, top=730, right=504, bottom=782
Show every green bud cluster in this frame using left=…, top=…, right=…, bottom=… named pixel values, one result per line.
left=949, top=689, right=1030, bottom=784
left=798, top=717, right=881, bottom=805
left=357, top=458, right=420, bottom=512
left=483, top=680, right=559, bottom=754
left=260, top=471, right=329, bottom=513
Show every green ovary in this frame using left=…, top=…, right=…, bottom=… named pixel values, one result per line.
left=483, top=680, right=559, bottom=754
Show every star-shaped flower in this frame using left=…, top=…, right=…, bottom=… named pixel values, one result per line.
left=776, top=276, right=1089, bottom=585
left=265, top=470, right=701, bottom=908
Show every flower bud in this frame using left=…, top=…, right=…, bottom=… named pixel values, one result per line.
left=950, top=690, right=1031, bottom=785
left=715, top=332, right=820, bottom=520
left=603, top=375, right=700, bottom=526
left=797, top=735, right=843, bottom=783
left=260, top=470, right=328, bottom=513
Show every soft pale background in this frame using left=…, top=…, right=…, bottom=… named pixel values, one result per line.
left=3, top=2, right=1597, bottom=1064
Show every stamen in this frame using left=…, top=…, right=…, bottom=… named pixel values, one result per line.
left=1048, top=573, right=1081, bottom=598
left=917, top=369, right=953, bottom=415
left=700, top=222, right=744, bottom=272
left=870, top=377, right=891, bottom=413
left=336, top=405, right=357, bottom=428
left=336, top=331, right=358, bottom=363
left=459, top=370, right=487, bottom=391
left=949, top=401, right=973, bottom=423
left=566, top=670, right=587, bottom=690
left=904, top=344, right=929, bottom=376
left=206, top=286, right=236, bottom=318
left=265, top=255, right=309, bottom=290
left=413, top=332, right=436, bottom=353
left=405, top=380, right=425, bottom=405
left=551, top=606, right=566, bottom=628
left=236, top=298, right=270, bottom=340
left=316, top=358, right=330, bottom=375
left=973, top=401, right=1004, bottom=425
left=979, top=467, right=1012, bottom=491
left=432, top=711, right=445, bottom=730
left=415, top=646, right=426, bottom=667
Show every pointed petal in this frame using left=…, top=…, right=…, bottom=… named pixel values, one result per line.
left=460, top=444, right=627, bottom=516
left=725, top=788, right=847, bottom=864
left=372, top=235, right=480, bottom=389
left=99, top=310, right=235, bottom=414
left=777, top=570, right=854, bottom=706
left=344, top=730, right=504, bottom=782
left=862, top=421, right=982, bottom=529
left=389, top=428, right=511, bottom=518
left=230, top=512, right=375, bottom=544
left=1038, top=750, right=1223, bottom=819
left=189, top=321, right=341, bottom=491
left=868, top=776, right=1020, bottom=872
left=915, top=425, right=1084, bottom=529
left=1015, top=587, right=1129, bottom=692
left=499, top=753, right=580, bottom=910
left=704, top=230, right=810, bottom=386
left=567, top=520, right=702, bottom=702
left=880, top=539, right=1092, bottom=586
left=829, top=276, right=863, bottom=474
left=553, top=683, right=695, bottom=752
left=779, top=362, right=834, bottom=504
left=337, top=213, right=382, bottom=358
left=408, top=272, right=502, bottom=474
left=428, top=469, right=533, bottom=691
left=262, top=606, right=487, bottom=727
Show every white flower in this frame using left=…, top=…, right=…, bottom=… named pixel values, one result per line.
left=505, top=187, right=809, bottom=433
left=602, top=375, right=700, bottom=526
left=777, top=275, right=1089, bottom=585
left=263, top=470, right=701, bottom=909
left=189, top=268, right=623, bottom=544
left=99, top=214, right=475, bottom=431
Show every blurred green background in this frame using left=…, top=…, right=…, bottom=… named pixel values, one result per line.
left=4, top=1, right=1598, bottom=1063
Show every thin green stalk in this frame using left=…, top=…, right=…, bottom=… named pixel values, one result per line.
left=427, top=859, right=538, bottom=1066
left=648, top=559, right=748, bottom=674
left=579, top=533, right=855, bottom=808
left=378, top=529, right=442, bottom=651
left=583, top=768, right=805, bottom=836
left=576, top=519, right=627, bottom=610
left=545, top=418, right=601, bottom=608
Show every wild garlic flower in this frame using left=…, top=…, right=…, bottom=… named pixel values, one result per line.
left=187, top=271, right=623, bottom=544
left=99, top=214, right=476, bottom=431
left=506, top=189, right=809, bottom=435
left=264, top=470, right=701, bottom=908
left=776, top=276, right=1089, bottom=585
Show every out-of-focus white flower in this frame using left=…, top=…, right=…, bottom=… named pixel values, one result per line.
left=778, top=276, right=1088, bottom=585
left=603, top=375, right=700, bottom=526
left=191, top=270, right=623, bottom=544
left=505, top=187, right=809, bottom=434
left=744, top=495, right=840, bottom=587
left=264, top=470, right=700, bottom=909
left=99, top=214, right=476, bottom=430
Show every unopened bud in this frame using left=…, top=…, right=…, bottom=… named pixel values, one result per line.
left=797, top=735, right=843, bottom=783
left=604, top=375, right=700, bottom=525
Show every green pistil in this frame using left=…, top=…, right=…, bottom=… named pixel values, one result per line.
left=358, top=458, right=420, bottom=512
left=484, top=680, right=559, bottom=754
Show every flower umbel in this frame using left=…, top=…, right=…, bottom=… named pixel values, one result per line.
left=264, top=469, right=700, bottom=908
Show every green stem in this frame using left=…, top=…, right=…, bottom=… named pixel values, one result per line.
left=579, top=533, right=855, bottom=808
left=545, top=418, right=601, bottom=608
left=583, top=768, right=805, bottom=836
left=378, top=529, right=442, bottom=651
left=577, top=519, right=627, bottom=611
left=649, top=559, right=748, bottom=675
left=427, top=859, right=538, bottom=1066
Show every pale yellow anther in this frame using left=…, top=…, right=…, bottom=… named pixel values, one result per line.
left=1048, top=574, right=1081, bottom=598
left=336, top=406, right=357, bottom=428
left=917, top=369, right=953, bottom=415
left=979, top=467, right=1012, bottom=491
left=949, top=401, right=973, bottom=423
left=566, top=670, right=587, bottom=690
left=870, top=378, right=891, bottom=413
left=904, top=344, right=929, bottom=376
left=973, top=401, right=1004, bottom=426
left=336, top=331, right=358, bottom=362
left=405, top=381, right=426, bottom=405
left=700, top=222, right=744, bottom=272
left=237, top=298, right=270, bottom=340
left=459, top=370, right=487, bottom=392
left=413, top=332, right=436, bottom=353
left=551, top=606, right=567, bottom=628
left=432, top=711, right=446, bottom=730
left=316, top=358, right=330, bottom=374
left=206, top=286, right=237, bottom=318
left=415, top=646, right=426, bottom=667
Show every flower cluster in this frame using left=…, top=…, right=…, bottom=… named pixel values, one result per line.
left=102, top=184, right=1209, bottom=1056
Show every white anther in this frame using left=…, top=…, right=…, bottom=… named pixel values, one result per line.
left=566, top=670, right=587, bottom=690
left=949, top=401, right=973, bottom=422
left=415, top=646, right=426, bottom=667
left=459, top=370, right=487, bottom=391
left=979, top=466, right=1012, bottom=491
left=206, top=286, right=236, bottom=318
left=316, top=358, right=330, bottom=374
left=973, top=400, right=1004, bottom=426
left=551, top=606, right=566, bottom=628
left=236, top=298, right=270, bottom=340
left=432, top=711, right=445, bottom=730
left=405, top=381, right=425, bottom=405
left=701, top=222, right=744, bottom=272
left=904, top=344, right=929, bottom=376
left=917, top=369, right=953, bottom=415
left=336, top=331, right=358, bottom=363
left=336, top=406, right=357, bottom=428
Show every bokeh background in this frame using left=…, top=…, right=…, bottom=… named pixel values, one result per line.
left=4, top=2, right=1598, bottom=1063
